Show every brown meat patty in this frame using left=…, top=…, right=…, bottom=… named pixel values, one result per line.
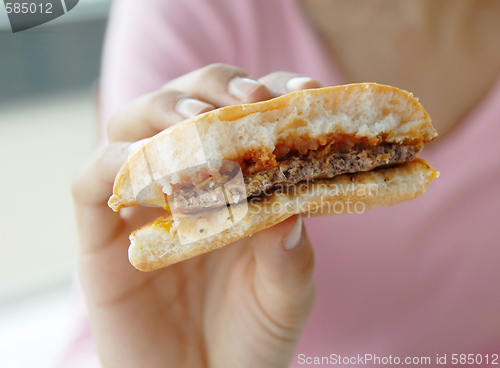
left=169, top=144, right=419, bottom=211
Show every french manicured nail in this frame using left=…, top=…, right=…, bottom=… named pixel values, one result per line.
left=128, top=138, right=150, bottom=155
left=283, top=215, right=302, bottom=251
left=176, top=98, right=214, bottom=118
left=286, top=77, right=320, bottom=92
left=228, top=77, right=262, bottom=100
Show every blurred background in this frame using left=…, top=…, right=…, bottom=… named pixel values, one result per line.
left=0, top=1, right=111, bottom=366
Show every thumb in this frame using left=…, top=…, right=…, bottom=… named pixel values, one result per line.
left=250, top=215, right=315, bottom=326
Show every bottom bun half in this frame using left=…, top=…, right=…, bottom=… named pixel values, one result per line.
left=129, top=158, right=438, bottom=271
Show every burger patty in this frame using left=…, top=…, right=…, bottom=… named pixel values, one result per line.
left=245, top=144, right=419, bottom=196
left=170, top=144, right=419, bottom=211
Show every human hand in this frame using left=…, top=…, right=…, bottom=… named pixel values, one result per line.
left=72, top=64, right=322, bottom=368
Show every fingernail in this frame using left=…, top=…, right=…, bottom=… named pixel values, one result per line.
left=176, top=98, right=214, bottom=118
left=283, top=215, right=302, bottom=251
left=228, top=77, right=262, bottom=100
left=286, top=77, right=320, bottom=92
left=128, top=138, right=149, bottom=156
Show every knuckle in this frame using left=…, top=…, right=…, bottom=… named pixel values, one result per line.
left=153, top=89, right=186, bottom=109
left=149, top=89, right=190, bottom=126
left=199, top=63, right=246, bottom=81
left=202, top=62, right=231, bottom=74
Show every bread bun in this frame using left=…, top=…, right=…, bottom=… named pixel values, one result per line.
left=107, top=83, right=439, bottom=271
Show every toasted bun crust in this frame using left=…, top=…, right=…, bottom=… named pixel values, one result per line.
left=109, top=84, right=437, bottom=212
left=128, top=159, right=438, bottom=272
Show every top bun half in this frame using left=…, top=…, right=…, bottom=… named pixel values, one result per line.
left=109, top=83, right=437, bottom=212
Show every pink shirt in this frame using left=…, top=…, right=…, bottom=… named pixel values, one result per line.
left=60, top=0, right=500, bottom=366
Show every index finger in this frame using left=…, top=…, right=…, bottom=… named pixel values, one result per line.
left=108, top=63, right=273, bottom=143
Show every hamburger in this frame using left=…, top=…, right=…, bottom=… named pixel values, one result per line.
left=108, top=83, right=438, bottom=271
